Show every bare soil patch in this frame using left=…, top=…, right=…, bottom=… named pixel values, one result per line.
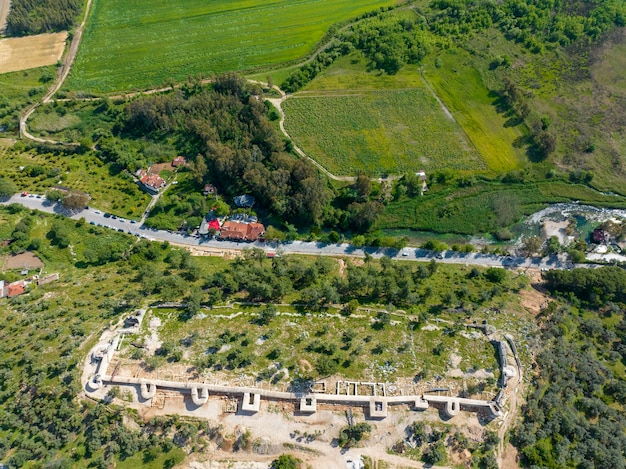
left=0, top=32, right=67, bottom=74
left=500, top=442, right=520, bottom=469
left=149, top=162, right=175, bottom=174
left=519, top=270, right=550, bottom=316
left=2, top=251, right=44, bottom=271
left=0, top=0, right=9, bottom=36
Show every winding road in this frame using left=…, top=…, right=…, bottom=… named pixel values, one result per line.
left=1, top=193, right=578, bottom=271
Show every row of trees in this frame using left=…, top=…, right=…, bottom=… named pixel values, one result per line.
left=5, top=0, right=81, bottom=36
left=200, top=248, right=513, bottom=311
left=282, top=10, right=432, bottom=92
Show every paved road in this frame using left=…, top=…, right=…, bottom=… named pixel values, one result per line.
left=1, top=194, right=577, bottom=270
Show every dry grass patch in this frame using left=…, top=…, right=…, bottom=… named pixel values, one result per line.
left=0, top=32, right=66, bottom=74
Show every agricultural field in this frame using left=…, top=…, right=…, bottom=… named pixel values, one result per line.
left=0, top=32, right=67, bottom=74
left=0, top=146, right=151, bottom=218
left=67, top=0, right=397, bottom=93
left=421, top=49, right=527, bottom=173
left=282, top=59, right=485, bottom=176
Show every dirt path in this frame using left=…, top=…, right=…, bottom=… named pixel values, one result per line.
left=265, top=90, right=354, bottom=182
left=19, top=0, right=94, bottom=144
left=0, top=0, right=10, bottom=36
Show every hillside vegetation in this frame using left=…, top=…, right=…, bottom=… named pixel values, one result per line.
left=5, top=0, right=81, bottom=36
left=513, top=267, right=626, bottom=468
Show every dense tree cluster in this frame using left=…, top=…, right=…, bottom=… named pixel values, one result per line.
left=120, top=74, right=331, bottom=226
left=429, top=0, right=625, bottom=48
left=343, top=11, right=431, bottom=74
left=282, top=10, right=431, bottom=92
left=202, top=249, right=513, bottom=311
left=513, top=303, right=626, bottom=468
left=5, top=0, right=81, bottom=36
left=544, top=266, right=626, bottom=306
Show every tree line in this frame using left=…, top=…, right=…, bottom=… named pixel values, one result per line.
left=5, top=0, right=81, bottom=36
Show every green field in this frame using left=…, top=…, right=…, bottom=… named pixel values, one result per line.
left=422, top=50, right=527, bottom=173
left=0, top=66, right=55, bottom=136
left=282, top=59, right=485, bottom=176
left=68, top=0, right=396, bottom=93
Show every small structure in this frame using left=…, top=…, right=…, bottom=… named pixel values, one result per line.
left=202, top=184, right=216, bottom=196
left=241, top=392, right=261, bottom=412
left=416, top=170, right=428, bottom=194
left=172, top=156, right=187, bottom=167
left=7, top=281, right=25, bottom=298
left=199, top=218, right=221, bottom=237
left=137, top=169, right=166, bottom=194
left=234, top=194, right=255, bottom=208
left=37, top=273, right=59, bottom=286
left=300, top=396, right=317, bottom=413
left=592, top=228, right=609, bottom=244
left=369, top=398, right=388, bottom=418
left=0, top=280, right=5, bottom=298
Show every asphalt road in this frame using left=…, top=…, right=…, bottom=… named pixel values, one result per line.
left=2, top=194, right=576, bottom=270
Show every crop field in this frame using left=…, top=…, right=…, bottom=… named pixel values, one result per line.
left=283, top=88, right=484, bottom=176
left=422, top=49, right=527, bottom=173
left=68, top=0, right=396, bottom=93
left=0, top=32, right=67, bottom=74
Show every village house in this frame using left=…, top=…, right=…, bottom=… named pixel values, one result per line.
left=7, top=280, right=25, bottom=298
left=198, top=218, right=221, bottom=236
left=219, top=221, right=265, bottom=242
left=592, top=228, right=609, bottom=244
left=136, top=169, right=166, bottom=194
left=1, top=273, right=60, bottom=299
left=172, top=156, right=187, bottom=167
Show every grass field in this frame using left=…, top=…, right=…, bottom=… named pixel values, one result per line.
left=28, top=100, right=118, bottom=141
left=282, top=59, right=484, bottom=176
left=0, top=66, right=55, bottom=135
left=379, top=179, right=626, bottom=234
left=68, top=0, right=397, bottom=93
left=0, top=32, right=67, bottom=74
left=421, top=49, right=527, bottom=173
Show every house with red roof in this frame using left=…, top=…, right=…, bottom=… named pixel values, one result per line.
left=172, top=156, right=187, bottom=167
left=7, top=281, right=25, bottom=298
left=219, top=221, right=265, bottom=242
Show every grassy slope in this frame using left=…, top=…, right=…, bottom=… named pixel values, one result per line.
left=0, top=146, right=151, bottom=218
left=421, top=49, right=527, bottom=173
left=282, top=55, right=485, bottom=176
left=68, top=0, right=396, bottom=93
left=464, top=27, right=626, bottom=193
left=379, top=180, right=626, bottom=235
